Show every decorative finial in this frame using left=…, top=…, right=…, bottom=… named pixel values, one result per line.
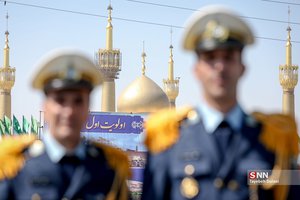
left=107, top=0, right=113, bottom=24
left=143, top=40, right=145, bottom=53
left=5, top=13, right=9, bottom=48
left=287, top=7, right=291, bottom=33
left=170, top=26, right=173, bottom=45
left=5, top=12, right=9, bottom=34
left=142, top=41, right=146, bottom=75
left=169, top=27, right=173, bottom=55
left=288, top=6, right=290, bottom=26
left=108, top=1, right=112, bottom=17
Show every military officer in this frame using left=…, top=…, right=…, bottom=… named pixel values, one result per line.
left=0, top=49, right=130, bottom=200
left=142, top=5, right=299, bottom=200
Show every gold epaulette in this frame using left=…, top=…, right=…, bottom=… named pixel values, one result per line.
left=252, top=112, right=299, bottom=158
left=92, top=142, right=130, bottom=178
left=0, top=135, right=37, bottom=180
left=252, top=112, right=299, bottom=200
left=145, top=106, right=193, bottom=154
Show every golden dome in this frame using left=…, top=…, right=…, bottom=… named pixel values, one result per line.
left=117, top=75, right=169, bottom=113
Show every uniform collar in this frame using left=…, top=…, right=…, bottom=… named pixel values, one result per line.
left=197, top=103, right=243, bottom=134
left=42, top=131, right=86, bottom=163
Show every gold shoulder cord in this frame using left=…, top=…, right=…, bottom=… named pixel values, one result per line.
left=0, top=135, right=36, bottom=180
left=145, top=106, right=193, bottom=154
left=92, top=142, right=131, bottom=200
left=252, top=112, right=299, bottom=200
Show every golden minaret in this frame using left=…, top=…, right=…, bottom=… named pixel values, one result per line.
left=96, top=3, right=121, bottom=112
left=163, top=28, right=179, bottom=108
left=279, top=8, right=298, bottom=117
left=0, top=13, right=15, bottom=120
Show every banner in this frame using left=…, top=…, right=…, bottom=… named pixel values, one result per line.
left=83, top=112, right=144, bottom=134
left=82, top=112, right=147, bottom=200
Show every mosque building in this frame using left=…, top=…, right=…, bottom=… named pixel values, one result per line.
left=97, top=4, right=179, bottom=114
left=2, top=2, right=298, bottom=128
left=117, top=47, right=170, bottom=113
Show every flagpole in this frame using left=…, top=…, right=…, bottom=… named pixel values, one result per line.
left=38, top=110, right=44, bottom=139
left=38, top=111, right=41, bottom=139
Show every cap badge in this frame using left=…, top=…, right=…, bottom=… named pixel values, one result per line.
left=60, top=63, right=81, bottom=81
left=202, top=20, right=229, bottom=42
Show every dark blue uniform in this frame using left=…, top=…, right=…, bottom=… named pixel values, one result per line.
left=143, top=3, right=300, bottom=200
left=0, top=137, right=130, bottom=200
left=2, top=48, right=130, bottom=199
left=141, top=108, right=299, bottom=200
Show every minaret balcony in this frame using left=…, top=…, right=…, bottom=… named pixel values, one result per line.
left=96, top=49, right=122, bottom=69
left=0, top=67, right=15, bottom=90
left=279, top=64, right=298, bottom=89
left=95, top=49, right=122, bottom=80
left=163, top=79, right=180, bottom=100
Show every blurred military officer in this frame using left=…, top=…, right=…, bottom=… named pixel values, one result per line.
left=142, top=5, right=299, bottom=200
left=0, top=49, right=130, bottom=200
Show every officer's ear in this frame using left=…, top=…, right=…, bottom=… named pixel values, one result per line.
left=239, top=49, right=246, bottom=77
left=192, top=61, right=201, bottom=79
left=240, top=63, right=245, bottom=77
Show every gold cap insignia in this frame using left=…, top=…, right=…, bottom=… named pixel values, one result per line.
left=63, top=64, right=80, bottom=80
left=202, top=20, right=229, bottom=42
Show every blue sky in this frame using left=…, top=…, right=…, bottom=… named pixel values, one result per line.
left=0, top=0, right=299, bottom=127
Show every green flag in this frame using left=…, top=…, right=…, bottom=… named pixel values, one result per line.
left=31, top=115, right=38, bottom=134
left=13, top=115, right=22, bottom=134
left=22, top=116, right=30, bottom=133
left=0, top=120, right=5, bottom=135
left=4, top=115, right=11, bottom=134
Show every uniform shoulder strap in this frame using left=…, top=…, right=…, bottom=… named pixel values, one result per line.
left=0, top=135, right=36, bottom=180
left=145, top=106, right=193, bottom=154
